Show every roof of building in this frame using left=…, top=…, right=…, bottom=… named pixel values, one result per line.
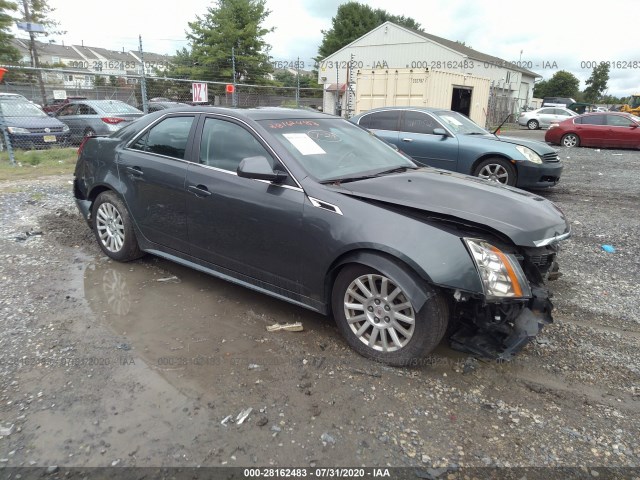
left=405, top=26, right=539, bottom=77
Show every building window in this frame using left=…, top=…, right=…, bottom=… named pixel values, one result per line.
left=52, top=56, right=60, bottom=64
left=67, top=75, right=73, bottom=81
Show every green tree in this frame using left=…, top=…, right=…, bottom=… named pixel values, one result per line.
left=174, top=0, right=274, bottom=84
left=0, top=0, right=20, bottom=64
left=582, top=62, right=610, bottom=103
left=93, top=75, right=106, bottom=86
left=317, top=2, right=422, bottom=59
left=535, top=71, right=580, bottom=99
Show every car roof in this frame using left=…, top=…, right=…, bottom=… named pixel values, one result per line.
left=155, top=106, right=333, bottom=121
left=354, top=106, right=450, bottom=115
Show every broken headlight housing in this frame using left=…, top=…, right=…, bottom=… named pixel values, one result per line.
left=463, top=238, right=532, bottom=300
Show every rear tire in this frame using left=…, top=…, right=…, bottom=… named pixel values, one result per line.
left=91, top=191, right=143, bottom=262
left=332, top=264, right=448, bottom=367
left=527, top=119, right=539, bottom=130
left=561, top=133, right=580, bottom=148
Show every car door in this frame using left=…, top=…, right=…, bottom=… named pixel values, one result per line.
left=576, top=114, right=607, bottom=146
left=396, top=110, right=459, bottom=170
left=55, top=104, right=82, bottom=141
left=356, top=110, right=400, bottom=147
left=605, top=114, right=639, bottom=148
left=116, top=114, right=197, bottom=253
left=185, top=116, right=305, bottom=292
left=537, top=108, right=557, bottom=127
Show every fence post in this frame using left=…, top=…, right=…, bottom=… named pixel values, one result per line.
left=138, top=35, right=148, bottom=114
left=0, top=67, right=16, bottom=165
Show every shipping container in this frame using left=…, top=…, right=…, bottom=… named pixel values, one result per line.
left=355, top=69, right=491, bottom=126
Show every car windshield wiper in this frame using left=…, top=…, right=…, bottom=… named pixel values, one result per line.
left=465, top=132, right=488, bottom=135
left=320, top=166, right=417, bottom=185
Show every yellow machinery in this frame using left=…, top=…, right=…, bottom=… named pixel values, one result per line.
left=620, top=94, right=640, bottom=116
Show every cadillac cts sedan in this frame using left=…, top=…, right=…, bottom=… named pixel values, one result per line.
left=73, top=107, right=570, bottom=365
left=350, top=107, right=563, bottom=189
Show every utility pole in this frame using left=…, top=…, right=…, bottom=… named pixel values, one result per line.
left=138, top=35, right=148, bottom=114
left=295, top=56, right=300, bottom=108
left=231, top=47, right=237, bottom=107
left=21, top=0, right=47, bottom=107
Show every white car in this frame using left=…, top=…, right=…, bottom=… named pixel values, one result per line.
left=517, top=107, right=578, bottom=130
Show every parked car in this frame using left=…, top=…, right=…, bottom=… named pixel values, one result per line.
left=42, top=96, right=88, bottom=114
left=518, top=107, right=578, bottom=130
left=0, top=96, right=70, bottom=149
left=350, top=107, right=563, bottom=188
left=137, top=100, right=190, bottom=113
left=74, top=106, right=570, bottom=365
left=567, top=103, right=597, bottom=115
left=545, top=112, right=640, bottom=148
left=54, top=100, right=144, bottom=143
left=541, top=97, right=576, bottom=108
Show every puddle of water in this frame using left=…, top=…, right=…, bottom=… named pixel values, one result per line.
left=82, top=256, right=336, bottom=398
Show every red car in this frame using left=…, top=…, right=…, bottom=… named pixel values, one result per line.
left=545, top=112, right=640, bottom=149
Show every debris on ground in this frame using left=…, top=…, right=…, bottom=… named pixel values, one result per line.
left=156, top=275, right=180, bottom=283
left=601, top=245, right=616, bottom=253
left=266, top=322, right=303, bottom=332
left=236, top=408, right=253, bottom=425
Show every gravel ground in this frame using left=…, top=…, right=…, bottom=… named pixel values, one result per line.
left=0, top=139, right=638, bottom=476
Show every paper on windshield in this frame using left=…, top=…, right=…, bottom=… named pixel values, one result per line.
left=282, top=133, right=326, bottom=155
left=440, top=115, right=463, bottom=126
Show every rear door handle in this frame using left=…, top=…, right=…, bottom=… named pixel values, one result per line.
left=126, top=166, right=143, bottom=176
left=401, top=138, right=413, bottom=142
left=187, top=184, right=212, bottom=197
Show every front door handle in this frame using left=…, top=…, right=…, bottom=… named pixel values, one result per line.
left=126, top=166, right=143, bottom=176
left=187, top=184, right=212, bottom=197
left=401, top=138, right=413, bottom=142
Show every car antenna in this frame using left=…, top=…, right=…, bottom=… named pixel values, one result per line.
left=492, top=113, right=512, bottom=136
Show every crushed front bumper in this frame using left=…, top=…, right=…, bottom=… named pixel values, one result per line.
left=449, top=286, right=554, bottom=360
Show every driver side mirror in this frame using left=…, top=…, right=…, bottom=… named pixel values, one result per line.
left=237, top=156, right=288, bottom=183
left=433, top=128, right=448, bottom=136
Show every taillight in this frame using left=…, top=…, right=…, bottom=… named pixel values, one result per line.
left=101, top=117, right=125, bottom=124
left=77, top=135, right=90, bottom=157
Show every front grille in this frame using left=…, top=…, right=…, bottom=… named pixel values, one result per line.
left=29, top=127, right=65, bottom=133
left=542, top=152, right=560, bottom=163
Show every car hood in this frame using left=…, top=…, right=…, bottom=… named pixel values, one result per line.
left=465, top=134, right=556, bottom=154
left=476, top=135, right=555, bottom=154
left=327, top=169, right=570, bottom=247
left=3, top=116, right=66, bottom=129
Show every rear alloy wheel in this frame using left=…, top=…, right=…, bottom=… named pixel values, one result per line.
left=92, top=191, right=143, bottom=262
left=332, top=264, right=448, bottom=366
left=473, top=157, right=517, bottom=186
left=561, top=133, right=580, bottom=148
left=527, top=119, right=539, bottom=130
left=84, top=127, right=96, bottom=138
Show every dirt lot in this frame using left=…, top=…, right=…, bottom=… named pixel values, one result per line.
left=0, top=133, right=639, bottom=476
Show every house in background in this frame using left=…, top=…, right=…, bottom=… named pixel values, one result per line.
left=317, top=22, right=540, bottom=118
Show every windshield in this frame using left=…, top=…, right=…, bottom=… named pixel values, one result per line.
left=0, top=100, right=47, bottom=117
left=258, top=118, right=416, bottom=182
left=94, top=101, right=141, bottom=114
left=432, top=111, right=488, bottom=135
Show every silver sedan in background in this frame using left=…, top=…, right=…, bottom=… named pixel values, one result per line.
left=518, top=107, right=578, bottom=130
left=53, top=100, right=143, bottom=143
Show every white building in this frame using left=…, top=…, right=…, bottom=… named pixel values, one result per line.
left=317, top=22, right=540, bottom=118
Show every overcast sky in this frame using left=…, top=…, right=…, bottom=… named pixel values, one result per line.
left=11, top=0, right=638, bottom=97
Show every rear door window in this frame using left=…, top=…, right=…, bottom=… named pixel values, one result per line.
left=358, top=110, right=401, bottom=131
left=130, top=116, right=195, bottom=160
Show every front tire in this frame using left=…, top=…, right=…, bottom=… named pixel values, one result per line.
left=332, top=264, right=448, bottom=366
left=473, top=157, right=517, bottom=186
left=92, top=191, right=143, bottom=262
left=527, top=119, right=539, bottom=130
left=561, top=133, right=580, bottom=148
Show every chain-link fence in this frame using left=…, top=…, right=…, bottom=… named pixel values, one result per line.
left=0, top=65, right=323, bottom=164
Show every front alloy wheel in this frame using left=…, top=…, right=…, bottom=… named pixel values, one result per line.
left=344, top=273, right=416, bottom=352
left=473, top=158, right=517, bottom=186
left=332, top=264, right=448, bottom=366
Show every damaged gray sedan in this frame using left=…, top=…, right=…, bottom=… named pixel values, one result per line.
left=73, top=107, right=570, bottom=366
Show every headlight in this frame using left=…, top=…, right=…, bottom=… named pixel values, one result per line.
left=515, top=145, right=542, bottom=164
left=463, top=238, right=531, bottom=299
left=7, top=127, right=30, bottom=134
left=62, top=124, right=70, bottom=132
